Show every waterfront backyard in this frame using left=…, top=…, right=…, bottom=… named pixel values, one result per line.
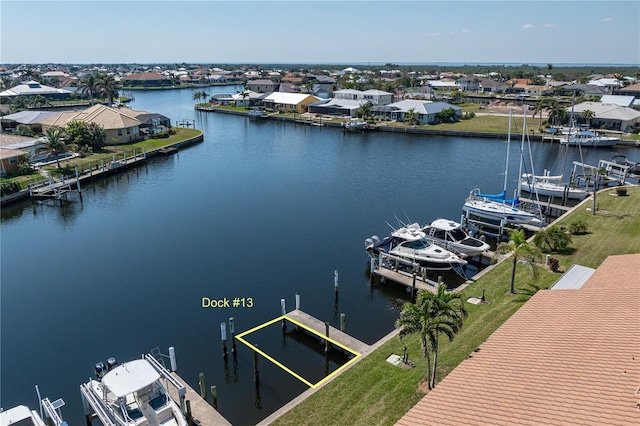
left=271, top=186, right=640, bottom=426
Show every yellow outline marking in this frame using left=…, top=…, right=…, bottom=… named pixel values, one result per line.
left=235, top=315, right=362, bottom=388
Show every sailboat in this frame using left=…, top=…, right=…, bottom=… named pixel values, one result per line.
left=462, top=109, right=544, bottom=228
left=520, top=100, right=590, bottom=200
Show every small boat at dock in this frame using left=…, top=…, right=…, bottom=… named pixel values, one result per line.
left=80, top=356, right=188, bottom=426
left=421, top=219, right=490, bottom=256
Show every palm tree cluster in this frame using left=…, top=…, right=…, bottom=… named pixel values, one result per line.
left=192, top=90, right=209, bottom=104
left=396, top=284, right=467, bottom=390
left=77, top=73, right=120, bottom=106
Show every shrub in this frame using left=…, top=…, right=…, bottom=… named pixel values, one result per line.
left=15, top=124, right=34, bottom=136
left=568, top=220, right=589, bottom=235
left=1, top=179, right=22, bottom=197
left=548, top=257, right=560, bottom=272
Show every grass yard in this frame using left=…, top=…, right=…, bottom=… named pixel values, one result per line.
left=272, top=186, right=640, bottom=426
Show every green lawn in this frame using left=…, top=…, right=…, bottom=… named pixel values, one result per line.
left=272, top=186, right=640, bottom=426
left=41, top=128, right=202, bottom=174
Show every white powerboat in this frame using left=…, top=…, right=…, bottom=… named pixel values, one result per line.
left=1, top=405, right=47, bottom=426
left=81, top=357, right=188, bottom=426
left=421, top=219, right=490, bottom=256
left=559, top=129, right=620, bottom=147
left=462, top=190, right=544, bottom=227
left=520, top=173, right=590, bottom=200
left=366, top=225, right=467, bottom=271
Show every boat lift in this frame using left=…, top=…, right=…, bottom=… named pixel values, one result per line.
left=80, top=352, right=186, bottom=426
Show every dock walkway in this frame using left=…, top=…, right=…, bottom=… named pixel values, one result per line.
left=166, top=371, right=232, bottom=426
left=286, top=309, right=371, bottom=355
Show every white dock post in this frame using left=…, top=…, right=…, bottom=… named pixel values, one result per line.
left=123, top=152, right=127, bottom=165
left=334, top=270, right=339, bottom=297
left=280, top=298, right=286, bottom=315
left=295, top=292, right=300, bottom=310
left=169, top=346, right=177, bottom=372
left=229, top=317, right=236, bottom=354
left=220, top=322, right=228, bottom=358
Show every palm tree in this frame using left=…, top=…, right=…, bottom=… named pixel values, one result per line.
left=356, top=101, right=372, bottom=121
left=581, top=109, right=595, bottom=126
left=78, top=74, right=99, bottom=105
left=45, top=128, right=66, bottom=168
left=493, top=229, right=541, bottom=294
left=30, top=94, right=48, bottom=108
left=97, top=74, right=120, bottom=106
left=193, top=91, right=202, bottom=104
left=396, top=284, right=467, bottom=390
left=546, top=101, right=567, bottom=126
left=533, top=225, right=572, bottom=252
left=404, top=108, right=418, bottom=125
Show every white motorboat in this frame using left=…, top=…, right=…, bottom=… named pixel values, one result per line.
left=81, top=357, right=188, bottom=426
left=1, top=405, right=47, bottom=426
left=366, top=225, right=467, bottom=271
left=342, top=118, right=366, bottom=131
left=520, top=173, right=590, bottom=200
left=421, top=219, right=490, bottom=256
left=462, top=190, right=544, bottom=227
left=559, top=129, right=620, bottom=147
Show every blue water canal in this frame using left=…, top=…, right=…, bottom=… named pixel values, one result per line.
left=1, top=86, right=633, bottom=425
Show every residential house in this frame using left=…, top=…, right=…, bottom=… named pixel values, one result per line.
left=599, top=95, right=636, bottom=107
left=616, top=82, right=640, bottom=98
left=247, top=79, right=279, bottom=94
left=333, top=89, right=393, bottom=105
left=311, top=83, right=334, bottom=99
left=0, top=110, right=59, bottom=134
left=567, top=101, right=640, bottom=132
left=308, top=99, right=362, bottom=117
left=121, top=71, right=172, bottom=87
left=0, top=134, right=42, bottom=176
left=588, top=77, right=622, bottom=94
left=208, top=74, right=228, bottom=83
left=372, top=100, right=462, bottom=124
left=560, top=83, right=609, bottom=99
left=396, top=254, right=640, bottom=426
left=263, top=93, right=319, bottom=113
left=117, top=107, right=171, bottom=135
left=231, top=90, right=266, bottom=107
left=39, top=104, right=142, bottom=144
left=0, top=81, right=72, bottom=101
left=478, top=78, right=508, bottom=93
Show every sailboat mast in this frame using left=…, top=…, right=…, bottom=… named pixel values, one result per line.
left=503, top=109, right=512, bottom=193
left=517, top=105, right=527, bottom=197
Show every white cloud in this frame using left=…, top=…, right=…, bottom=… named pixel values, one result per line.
left=426, top=32, right=441, bottom=37
left=522, top=24, right=534, bottom=30
left=603, top=17, right=612, bottom=22
left=462, top=29, right=471, bottom=33
left=543, top=23, right=556, bottom=28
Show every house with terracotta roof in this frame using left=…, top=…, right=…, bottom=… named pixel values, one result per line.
left=39, top=104, right=142, bottom=144
left=121, top=71, right=172, bottom=87
left=396, top=253, right=640, bottom=426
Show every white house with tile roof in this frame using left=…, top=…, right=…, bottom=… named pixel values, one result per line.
left=568, top=102, right=640, bottom=132
left=39, top=104, right=142, bottom=144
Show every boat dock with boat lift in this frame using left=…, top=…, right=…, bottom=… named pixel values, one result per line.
left=80, top=351, right=232, bottom=426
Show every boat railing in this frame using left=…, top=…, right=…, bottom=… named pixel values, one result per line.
left=80, top=382, right=118, bottom=426
left=40, top=397, right=66, bottom=426
left=143, top=353, right=186, bottom=413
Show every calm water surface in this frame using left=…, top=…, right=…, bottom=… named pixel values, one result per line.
left=1, top=86, right=633, bottom=425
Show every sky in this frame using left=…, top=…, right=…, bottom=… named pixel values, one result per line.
left=1, top=0, right=639, bottom=65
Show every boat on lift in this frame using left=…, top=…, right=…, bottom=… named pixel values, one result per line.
left=559, top=129, right=620, bottom=147
left=365, top=224, right=467, bottom=271
left=421, top=219, right=490, bottom=256
left=80, top=356, right=188, bottom=426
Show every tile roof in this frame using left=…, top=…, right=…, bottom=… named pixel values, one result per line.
left=396, top=254, right=640, bottom=426
left=39, top=104, right=141, bottom=130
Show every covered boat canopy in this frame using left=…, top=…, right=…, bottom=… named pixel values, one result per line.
left=430, top=219, right=462, bottom=231
left=102, top=359, right=160, bottom=398
left=475, top=190, right=519, bottom=207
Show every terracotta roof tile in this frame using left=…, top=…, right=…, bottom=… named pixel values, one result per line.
left=396, top=254, right=640, bottom=426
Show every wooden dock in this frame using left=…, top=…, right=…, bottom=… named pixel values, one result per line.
left=166, top=371, right=232, bottom=426
left=286, top=309, right=371, bottom=355
left=370, top=253, right=440, bottom=293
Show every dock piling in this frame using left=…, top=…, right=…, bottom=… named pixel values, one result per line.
left=334, top=270, right=339, bottom=294
left=229, top=317, right=236, bottom=354
left=211, top=385, right=217, bottom=410
left=324, top=322, right=330, bottom=353
left=220, top=322, right=228, bottom=358
left=253, top=346, right=260, bottom=385
left=169, top=346, right=177, bottom=372
left=295, top=292, right=300, bottom=310
left=198, top=373, right=206, bottom=400
left=340, top=313, right=345, bottom=332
